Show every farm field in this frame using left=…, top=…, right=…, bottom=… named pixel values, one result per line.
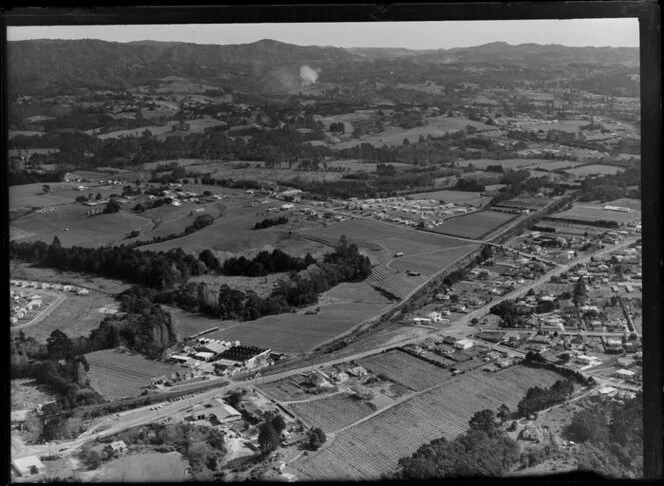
left=288, top=393, right=380, bottom=432
left=497, top=195, right=552, bottom=210
left=357, top=350, right=449, bottom=392
left=91, top=452, right=188, bottom=482
left=432, top=210, right=517, bottom=239
left=13, top=291, right=119, bottom=341
left=547, top=201, right=641, bottom=224
left=169, top=301, right=392, bottom=354
left=321, top=282, right=393, bottom=304
left=292, top=365, right=567, bottom=480
left=406, top=189, right=490, bottom=206
left=531, top=160, right=583, bottom=171
left=388, top=244, right=481, bottom=276
left=456, top=158, right=552, bottom=170
left=86, top=349, right=182, bottom=400
left=10, top=205, right=154, bottom=247
left=564, top=164, right=625, bottom=177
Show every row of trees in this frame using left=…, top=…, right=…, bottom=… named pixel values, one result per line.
left=253, top=216, right=288, bottom=230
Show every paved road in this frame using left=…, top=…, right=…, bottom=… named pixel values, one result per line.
left=12, top=237, right=639, bottom=461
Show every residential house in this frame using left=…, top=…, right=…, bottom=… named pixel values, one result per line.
left=105, top=440, right=127, bottom=455
left=614, top=369, right=636, bottom=380
left=347, top=365, right=368, bottom=377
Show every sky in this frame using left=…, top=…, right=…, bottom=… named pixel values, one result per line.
left=7, top=19, right=639, bottom=49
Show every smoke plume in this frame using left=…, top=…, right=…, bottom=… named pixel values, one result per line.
left=300, top=65, right=319, bottom=85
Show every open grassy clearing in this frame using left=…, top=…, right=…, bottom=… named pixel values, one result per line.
left=358, top=350, right=449, bottom=392
left=92, top=452, right=188, bottom=482
left=547, top=201, right=641, bottom=224
left=11, top=378, right=57, bottom=410
left=406, top=189, right=490, bottom=206
left=11, top=205, right=154, bottom=247
left=332, top=115, right=496, bottom=149
left=303, top=218, right=470, bottom=255
left=293, top=365, right=567, bottom=480
left=86, top=349, right=182, bottom=400
left=433, top=209, right=517, bottom=239
left=97, top=124, right=173, bottom=139
left=289, top=393, right=380, bottom=431
left=169, top=302, right=391, bottom=354
left=134, top=201, right=226, bottom=241
left=564, top=164, right=625, bottom=177
left=141, top=214, right=327, bottom=260
left=12, top=291, right=119, bottom=342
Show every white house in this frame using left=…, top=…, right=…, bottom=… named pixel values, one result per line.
left=614, top=369, right=635, bottom=379
left=454, top=339, right=474, bottom=350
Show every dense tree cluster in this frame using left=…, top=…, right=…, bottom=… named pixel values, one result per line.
left=8, top=170, right=65, bottom=186
left=454, top=177, right=486, bottom=192
left=516, top=379, right=574, bottom=417
left=489, top=299, right=531, bottom=327
left=567, top=394, right=643, bottom=478
left=156, top=237, right=370, bottom=320
left=10, top=239, right=206, bottom=290
left=253, top=216, right=289, bottom=230
left=11, top=331, right=104, bottom=412
left=222, top=249, right=315, bottom=277
left=396, top=409, right=520, bottom=478
left=578, top=166, right=640, bottom=202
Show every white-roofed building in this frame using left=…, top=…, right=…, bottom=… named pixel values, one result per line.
left=12, top=456, right=46, bottom=477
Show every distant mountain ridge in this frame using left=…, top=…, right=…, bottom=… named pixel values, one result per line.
left=7, top=38, right=639, bottom=96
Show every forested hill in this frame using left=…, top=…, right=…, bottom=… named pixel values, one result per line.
left=346, top=42, right=638, bottom=66
left=7, top=38, right=639, bottom=97
left=6, top=38, right=360, bottom=96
